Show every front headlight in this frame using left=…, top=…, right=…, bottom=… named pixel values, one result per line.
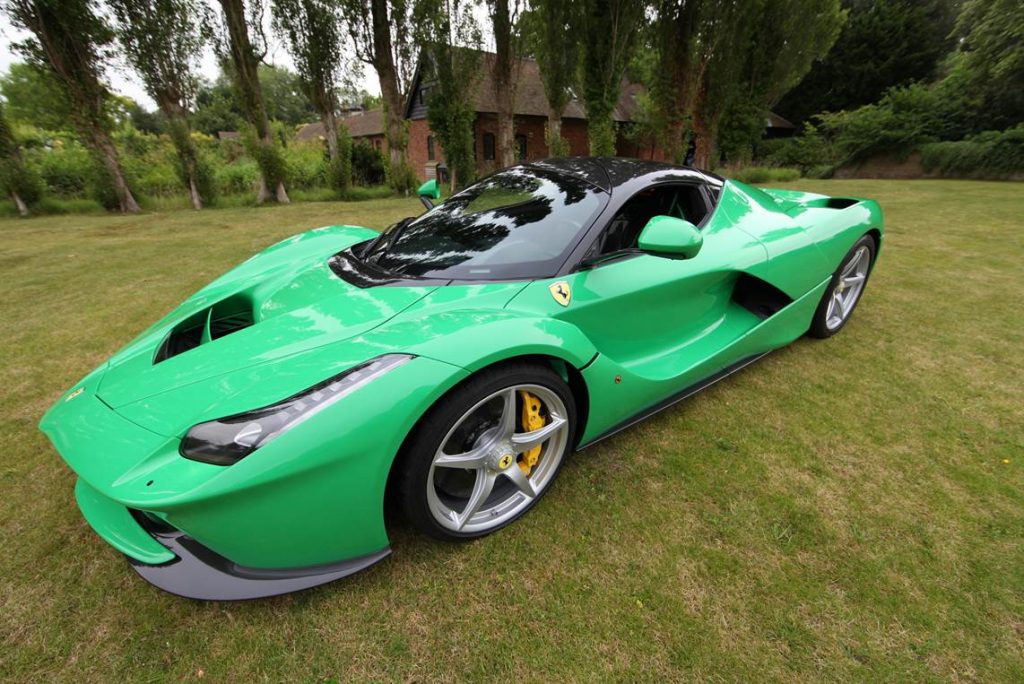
left=180, top=354, right=413, bottom=465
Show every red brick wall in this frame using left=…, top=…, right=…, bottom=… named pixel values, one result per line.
left=404, top=114, right=670, bottom=182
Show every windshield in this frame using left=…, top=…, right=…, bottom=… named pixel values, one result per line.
left=359, top=166, right=607, bottom=280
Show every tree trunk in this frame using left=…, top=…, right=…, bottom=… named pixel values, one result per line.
left=161, top=99, right=204, bottom=210
left=92, top=127, right=141, bottom=213
left=546, top=108, right=563, bottom=155
left=322, top=106, right=339, bottom=162
left=370, top=0, right=410, bottom=187
left=219, top=0, right=288, bottom=203
left=691, top=113, right=717, bottom=170
left=188, top=176, right=202, bottom=211
left=491, top=0, right=517, bottom=168
left=10, top=191, right=29, bottom=217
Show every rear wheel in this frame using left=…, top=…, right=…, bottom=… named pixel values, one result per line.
left=809, top=235, right=876, bottom=338
left=396, top=363, right=576, bottom=541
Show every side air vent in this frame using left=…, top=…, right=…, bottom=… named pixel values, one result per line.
left=732, top=273, right=793, bottom=319
left=154, top=294, right=255, bottom=364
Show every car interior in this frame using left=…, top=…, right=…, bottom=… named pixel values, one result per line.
left=591, top=184, right=711, bottom=256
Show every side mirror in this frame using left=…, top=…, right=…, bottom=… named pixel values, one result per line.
left=417, top=179, right=441, bottom=210
left=637, top=215, right=703, bottom=259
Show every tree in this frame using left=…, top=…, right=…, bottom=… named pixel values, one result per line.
left=776, top=0, right=956, bottom=125
left=649, top=0, right=843, bottom=167
left=0, top=102, right=41, bottom=215
left=192, top=74, right=244, bottom=135
left=341, top=0, right=418, bottom=192
left=3, top=0, right=140, bottom=212
left=578, top=0, right=646, bottom=155
left=0, top=61, right=71, bottom=130
left=216, top=0, right=289, bottom=203
left=953, top=0, right=1024, bottom=131
left=520, top=1, right=579, bottom=156
left=110, top=0, right=214, bottom=209
left=271, top=0, right=347, bottom=189
left=258, top=64, right=318, bottom=125
left=486, top=0, right=524, bottom=167
left=415, top=0, right=482, bottom=190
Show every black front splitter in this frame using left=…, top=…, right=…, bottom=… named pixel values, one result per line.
left=127, top=529, right=390, bottom=601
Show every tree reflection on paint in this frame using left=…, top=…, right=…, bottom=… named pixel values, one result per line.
left=363, top=166, right=607, bottom=280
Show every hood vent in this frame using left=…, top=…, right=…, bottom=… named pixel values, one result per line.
left=154, top=294, right=255, bottom=364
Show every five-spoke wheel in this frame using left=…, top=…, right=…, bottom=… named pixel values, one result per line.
left=810, top=234, right=876, bottom=338
left=396, top=363, right=575, bottom=540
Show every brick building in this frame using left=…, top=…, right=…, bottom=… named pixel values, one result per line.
left=295, top=50, right=793, bottom=182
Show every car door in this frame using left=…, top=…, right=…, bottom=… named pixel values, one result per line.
left=552, top=182, right=770, bottom=383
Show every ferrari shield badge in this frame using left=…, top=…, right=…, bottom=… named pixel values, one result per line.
left=549, top=281, right=571, bottom=306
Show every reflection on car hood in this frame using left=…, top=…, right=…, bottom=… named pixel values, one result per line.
left=96, top=226, right=436, bottom=408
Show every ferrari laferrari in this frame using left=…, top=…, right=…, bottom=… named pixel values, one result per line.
left=41, top=157, right=883, bottom=599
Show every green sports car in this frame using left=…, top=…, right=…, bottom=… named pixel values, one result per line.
left=41, top=157, right=882, bottom=600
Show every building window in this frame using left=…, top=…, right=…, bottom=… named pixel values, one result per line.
left=515, top=134, right=528, bottom=161
left=427, top=135, right=435, bottom=161
left=483, top=132, right=496, bottom=161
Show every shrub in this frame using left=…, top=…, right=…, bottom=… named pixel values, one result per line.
left=328, top=127, right=353, bottom=194
left=30, top=138, right=94, bottom=197
left=720, top=166, right=802, bottom=184
left=214, top=160, right=259, bottom=196
left=920, top=126, right=1024, bottom=179
left=284, top=143, right=326, bottom=191
left=758, top=124, right=835, bottom=172
left=352, top=140, right=386, bottom=186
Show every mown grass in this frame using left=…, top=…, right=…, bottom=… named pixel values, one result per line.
left=1, top=180, right=1022, bottom=681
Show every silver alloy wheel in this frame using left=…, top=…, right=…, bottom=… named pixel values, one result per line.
left=825, top=245, right=871, bottom=330
left=426, top=384, right=569, bottom=534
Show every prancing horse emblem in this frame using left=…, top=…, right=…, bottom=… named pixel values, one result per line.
left=549, top=281, right=571, bottom=307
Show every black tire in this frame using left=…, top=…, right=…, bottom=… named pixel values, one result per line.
left=808, top=234, right=877, bottom=339
left=395, top=361, right=576, bottom=542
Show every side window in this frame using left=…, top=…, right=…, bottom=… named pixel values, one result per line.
left=591, top=184, right=709, bottom=257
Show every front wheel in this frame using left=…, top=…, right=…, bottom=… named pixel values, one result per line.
left=809, top=235, right=876, bottom=338
left=396, top=363, right=576, bottom=541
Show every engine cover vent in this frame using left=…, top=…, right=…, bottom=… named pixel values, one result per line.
left=154, top=294, right=255, bottom=364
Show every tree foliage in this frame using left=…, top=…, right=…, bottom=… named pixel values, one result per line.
left=415, top=0, right=481, bottom=190
left=0, top=62, right=72, bottom=131
left=109, top=0, right=214, bottom=209
left=776, top=0, right=956, bottom=125
left=648, top=0, right=843, bottom=167
left=3, top=0, right=140, bottom=212
left=952, top=0, right=1024, bottom=131
left=520, top=0, right=579, bottom=157
left=578, top=0, right=646, bottom=155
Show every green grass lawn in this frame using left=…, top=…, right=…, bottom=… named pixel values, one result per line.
left=1, top=180, right=1021, bottom=681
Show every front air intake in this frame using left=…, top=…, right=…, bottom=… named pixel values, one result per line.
left=154, top=294, right=255, bottom=363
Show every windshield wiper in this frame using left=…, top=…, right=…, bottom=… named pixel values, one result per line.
left=366, top=217, right=415, bottom=264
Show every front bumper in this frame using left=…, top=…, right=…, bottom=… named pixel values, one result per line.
left=75, top=478, right=389, bottom=600
left=43, top=355, right=470, bottom=598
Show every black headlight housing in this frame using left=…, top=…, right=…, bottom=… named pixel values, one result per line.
left=180, top=354, right=413, bottom=466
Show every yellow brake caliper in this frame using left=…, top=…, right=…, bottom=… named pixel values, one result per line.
left=517, top=390, right=546, bottom=476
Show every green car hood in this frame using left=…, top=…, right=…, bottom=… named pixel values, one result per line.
left=87, top=225, right=535, bottom=438
left=96, top=226, right=437, bottom=411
